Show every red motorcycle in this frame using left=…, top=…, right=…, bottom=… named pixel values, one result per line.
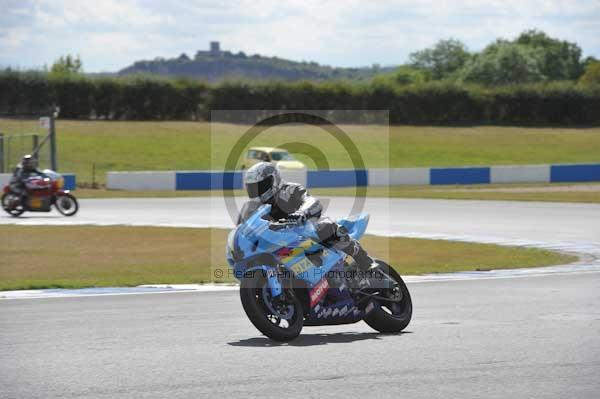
left=1, top=170, right=79, bottom=217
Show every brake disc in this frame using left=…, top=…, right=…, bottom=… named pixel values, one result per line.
left=262, top=286, right=295, bottom=320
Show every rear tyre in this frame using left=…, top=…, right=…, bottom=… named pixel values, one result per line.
left=240, top=273, right=303, bottom=342
left=1, top=193, right=25, bottom=217
left=363, top=260, right=412, bottom=333
left=54, top=194, right=79, bottom=216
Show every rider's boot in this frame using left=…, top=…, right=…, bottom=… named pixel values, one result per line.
left=12, top=184, right=27, bottom=209
left=342, top=241, right=379, bottom=290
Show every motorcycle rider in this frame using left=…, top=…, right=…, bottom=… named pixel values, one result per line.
left=10, top=154, right=44, bottom=200
left=238, top=162, right=378, bottom=277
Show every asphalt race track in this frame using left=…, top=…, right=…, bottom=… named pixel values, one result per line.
left=1, top=197, right=600, bottom=398
left=1, top=273, right=599, bottom=399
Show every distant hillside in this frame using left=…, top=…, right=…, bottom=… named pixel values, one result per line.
left=118, top=42, right=395, bottom=81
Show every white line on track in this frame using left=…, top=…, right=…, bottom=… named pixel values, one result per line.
left=3, top=261, right=600, bottom=300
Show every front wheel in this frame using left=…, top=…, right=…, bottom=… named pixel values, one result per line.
left=363, top=260, right=412, bottom=333
left=1, top=193, right=25, bottom=217
left=239, top=273, right=304, bottom=342
left=54, top=194, right=79, bottom=216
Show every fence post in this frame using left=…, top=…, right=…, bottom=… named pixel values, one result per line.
left=0, top=133, right=4, bottom=173
left=49, top=115, right=57, bottom=171
left=92, top=163, right=97, bottom=189
left=32, top=134, right=39, bottom=160
left=5, top=135, right=10, bottom=173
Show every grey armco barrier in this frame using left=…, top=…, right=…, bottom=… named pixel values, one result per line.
left=105, top=163, right=600, bottom=191
left=106, top=171, right=176, bottom=191
left=368, top=168, right=430, bottom=186
left=0, top=173, right=11, bottom=188
left=490, top=165, right=550, bottom=183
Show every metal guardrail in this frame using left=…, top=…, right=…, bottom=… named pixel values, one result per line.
left=106, top=164, right=600, bottom=191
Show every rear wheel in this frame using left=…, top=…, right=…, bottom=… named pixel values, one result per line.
left=239, top=273, right=303, bottom=342
left=363, top=260, right=412, bottom=333
left=1, top=193, right=25, bottom=217
left=54, top=194, right=79, bottom=216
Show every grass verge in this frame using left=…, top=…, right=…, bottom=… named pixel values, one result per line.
left=0, top=225, right=576, bottom=291
left=1, top=119, right=599, bottom=185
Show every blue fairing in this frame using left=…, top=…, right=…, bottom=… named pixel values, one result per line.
left=227, top=204, right=371, bottom=325
left=337, top=213, right=369, bottom=241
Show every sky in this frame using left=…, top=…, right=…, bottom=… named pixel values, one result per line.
left=1, top=0, right=599, bottom=72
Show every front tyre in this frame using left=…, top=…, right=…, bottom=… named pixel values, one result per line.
left=1, top=193, right=25, bottom=217
left=363, top=260, right=412, bottom=333
left=239, top=273, right=303, bottom=342
left=54, top=194, right=79, bottom=216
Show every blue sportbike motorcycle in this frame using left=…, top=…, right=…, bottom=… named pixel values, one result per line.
left=226, top=204, right=412, bottom=341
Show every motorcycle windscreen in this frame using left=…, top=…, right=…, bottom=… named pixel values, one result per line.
left=245, top=176, right=273, bottom=199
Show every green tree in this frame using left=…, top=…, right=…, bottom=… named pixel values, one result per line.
left=50, top=55, right=83, bottom=76
left=583, top=56, right=598, bottom=68
left=370, top=66, right=428, bottom=87
left=459, top=42, right=546, bottom=85
left=578, top=61, right=600, bottom=86
left=392, top=66, right=428, bottom=85
left=515, top=29, right=583, bottom=80
left=409, top=39, right=470, bottom=79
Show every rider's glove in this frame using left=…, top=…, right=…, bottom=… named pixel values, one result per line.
left=288, top=211, right=307, bottom=224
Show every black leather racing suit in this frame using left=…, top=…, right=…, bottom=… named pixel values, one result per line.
left=237, top=182, right=373, bottom=269
left=10, top=166, right=43, bottom=197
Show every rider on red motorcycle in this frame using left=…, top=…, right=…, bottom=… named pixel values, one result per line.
left=2, top=155, right=78, bottom=217
left=10, top=155, right=45, bottom=200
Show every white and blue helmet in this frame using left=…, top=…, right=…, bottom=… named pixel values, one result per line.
left=244, top=162, right=282, bottom=203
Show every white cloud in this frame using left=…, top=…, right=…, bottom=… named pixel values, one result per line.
left=35, top=0, right=172, bottom=28
left=0, top=0, right=599, bottom=71
left=0, top=27, right=29, bottom=50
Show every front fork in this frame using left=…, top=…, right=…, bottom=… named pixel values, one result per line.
left=266, top=267, right=283, bottom=297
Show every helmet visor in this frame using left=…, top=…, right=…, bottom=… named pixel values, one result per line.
left=246, top=176, right=273, bottom=199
